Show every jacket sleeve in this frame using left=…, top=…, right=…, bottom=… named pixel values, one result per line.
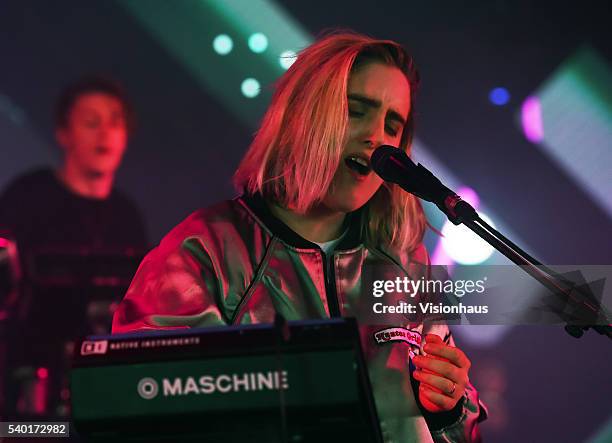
left=416, top=245, right=488, bottom=442
left=395, top=243, right=488, bottom=441
left=112, top=215, right=231, bottom=334
left=412, top=323, right=488, bottom=443
left=367, top=243, right=487, bottom=442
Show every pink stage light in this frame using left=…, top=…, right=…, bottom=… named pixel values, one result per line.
left=521, top=96, right=544, bottom=143
left=36, top=367, right=49, bottom=379
left=457, top=186, right=480, bottom=208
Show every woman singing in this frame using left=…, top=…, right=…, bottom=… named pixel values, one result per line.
left=113, top=32, right=487, bottom=442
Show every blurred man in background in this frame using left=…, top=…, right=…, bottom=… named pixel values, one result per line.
left=0, top=76, right=148, bottom=420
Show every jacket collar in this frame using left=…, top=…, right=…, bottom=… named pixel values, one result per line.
left=240, top=193, right=364, bottom=251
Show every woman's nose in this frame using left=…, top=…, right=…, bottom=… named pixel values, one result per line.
left=362, top=116, right=386, bottom=148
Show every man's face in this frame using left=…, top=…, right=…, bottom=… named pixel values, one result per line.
left=322, top=62, right=411, bottom=213
left=56, top=92, right=128, bottom=176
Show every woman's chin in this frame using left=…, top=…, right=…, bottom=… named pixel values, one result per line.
left=324, top=192, right=372, bottom=214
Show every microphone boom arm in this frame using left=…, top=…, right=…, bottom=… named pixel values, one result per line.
left=371, top=145, right=611, bottom=340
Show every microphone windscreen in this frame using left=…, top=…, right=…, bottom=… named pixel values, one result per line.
left=371, top=145, right=403, bottom=180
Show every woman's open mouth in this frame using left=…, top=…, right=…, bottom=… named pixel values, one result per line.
left=344, top=155, right=371, bottom=176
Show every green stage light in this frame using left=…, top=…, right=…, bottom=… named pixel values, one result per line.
left=119, top=0, right=311, bottom=127
left=212, top=34, right=233, bottom=55
left=520, top=46, right=612, bottom=219
left=241, top=78, right=260, bottom=98
left=248, top=32, right=268, bottom=53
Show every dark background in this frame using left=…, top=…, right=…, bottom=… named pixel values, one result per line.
left=1, top=1, right=610, bottom=441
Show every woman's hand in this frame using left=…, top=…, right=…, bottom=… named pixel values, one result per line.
left=411, top=334, right=471, bottom=413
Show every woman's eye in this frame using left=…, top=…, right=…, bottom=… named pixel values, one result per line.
left=349, top=110, right=364, bottom=117
left=386, top=125, right=399, bottom=137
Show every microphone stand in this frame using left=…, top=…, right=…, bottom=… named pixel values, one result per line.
left=442, top=198, right=611, bottom=340
left=371, top=145, right=611, bottom=339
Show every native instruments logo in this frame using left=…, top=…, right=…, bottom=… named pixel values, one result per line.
left=80, top=340, right=108, bottom=356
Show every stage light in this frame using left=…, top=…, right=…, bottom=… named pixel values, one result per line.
left=441, top=213, right=496, bottom=265
left=212, top=34, right=233, bottom=55
left=248, top=32, right=268, bottom=53
left=241, top=78, right=260, bottom=98
left=523, top=47, right=612, bottom=219
left=489, top=87, right=510, bottom=106
left=279, top=50, right=297, bottom=70
left=521, top=96, right=544, bottom=143
left=120, top=0, right=311, bottom=126
left=457, top=186, right=480, bottom=208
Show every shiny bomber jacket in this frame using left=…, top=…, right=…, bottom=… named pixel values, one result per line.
left=112, top=194, right=487, bottom=442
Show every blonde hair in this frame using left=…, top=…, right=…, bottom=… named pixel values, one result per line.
left=234, top=32, right=427, bottom=252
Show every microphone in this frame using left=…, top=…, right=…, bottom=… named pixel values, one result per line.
left=371, top=145, right=477, bottom=224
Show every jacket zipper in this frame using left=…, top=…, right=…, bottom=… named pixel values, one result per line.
left=322, top=251, right=341, bottom=317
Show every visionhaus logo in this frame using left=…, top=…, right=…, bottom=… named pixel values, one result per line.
left=136, top=371, right=289, bottom=400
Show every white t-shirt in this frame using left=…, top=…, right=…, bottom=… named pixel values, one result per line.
left=313, top=231, right=347, bottom=255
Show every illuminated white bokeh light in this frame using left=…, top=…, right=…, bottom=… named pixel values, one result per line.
left=241, top=78, right=260, bottom=98
left=279, top=50, right=297, bottom=70
left=441, top=213, right=496, bottom=265
left=212, top=34, right=233, bottom=55
left=248, top=32, right=269, bottom=53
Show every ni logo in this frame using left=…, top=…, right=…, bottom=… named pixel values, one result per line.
left=80, top=340, right=108, bottom=356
